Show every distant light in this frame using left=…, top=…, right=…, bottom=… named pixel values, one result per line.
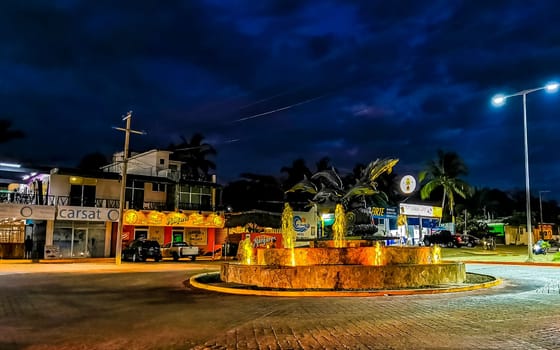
left=491, top=94, right=506, bottom=107
left=30, top=172, right=37, bottom=176
left=0, top=162, right=21, bottom=168
left=545, top=82, right=559, bottom=93
left=22, top=175, right=30, bottom=180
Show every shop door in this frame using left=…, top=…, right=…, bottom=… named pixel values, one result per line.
left=72, top=228, right=89, bottom=258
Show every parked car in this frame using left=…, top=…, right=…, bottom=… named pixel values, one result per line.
left=423, top=230, right=462, bottom=248
left=161, top=241, right=199, bottom=261
left=122, top=239, right=162, bottom=262
left=458, top=234, right=480, bottom=248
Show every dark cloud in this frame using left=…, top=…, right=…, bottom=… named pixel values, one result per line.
left=0, top=0, right=559, bottom=200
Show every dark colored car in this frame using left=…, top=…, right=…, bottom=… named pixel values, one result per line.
left=458, top=234, right=480, bottom=248
left=122, top=239, right=162, bottom=262
left=423, top=230, right=462, bottom=248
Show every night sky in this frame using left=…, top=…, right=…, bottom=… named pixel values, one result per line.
left=1, top=1, right=559, bottom=200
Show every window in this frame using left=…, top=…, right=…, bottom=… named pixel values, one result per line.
left=151, top=183, right=166, bottom=192
left=125, top=179, right=145, bottom=209
left=69, top=184, right=96, bottom=207
left=177, top=184, right=212, bottom=208
left=159, top=158, right=165, bottom=165
left=0, top=221, right=25, bottom=243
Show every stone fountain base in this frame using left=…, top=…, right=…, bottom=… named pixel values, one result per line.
left=221, top=246, right=466, bottom=290
left=221, top=262, right=466, bottom=290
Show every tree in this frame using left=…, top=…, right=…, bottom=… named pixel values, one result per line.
left=0, top=119, right=24, bottom=144
left=168, top=133, right=216, bottom=181
left=222, top=173, right=284, bottom=212
left=419, top=150, right=471, bottom=224
left=280, top=158, right=312, bottom=191
left=315, top=156, right=333, bottom=172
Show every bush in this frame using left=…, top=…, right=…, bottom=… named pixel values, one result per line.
left=553, top=252, right=560, bottom=262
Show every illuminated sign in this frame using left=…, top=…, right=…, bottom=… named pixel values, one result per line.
left=57, top=206, right=120, bottom=222
left=322, top=213, right=335, bottom=226
left=293, top=211, right=317, bottom=239
left=399, top=203, right=442, bottom=218
left=399, top=175, right=417, bottom=194
left=122, top=209, right=224, bottom=228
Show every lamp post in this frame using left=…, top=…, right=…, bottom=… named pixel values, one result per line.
left=492, top=82, right=559, bottom=261
left=539, top=190, right=550, bottom=239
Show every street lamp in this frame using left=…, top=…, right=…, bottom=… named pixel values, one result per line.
left=539, top=190, right=550, bottom=239
left=491, top=81, right=559, bottom=261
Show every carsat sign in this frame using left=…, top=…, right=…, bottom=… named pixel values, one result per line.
left=57, top=206, right=120, bottom=222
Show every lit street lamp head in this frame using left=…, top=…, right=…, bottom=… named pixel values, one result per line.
left=545, top=82, right=559, bottom=93
left=491, top=94, right=506, bottom=107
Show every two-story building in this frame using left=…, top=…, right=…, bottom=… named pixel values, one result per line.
left=0, top=149, right=226, bottom=259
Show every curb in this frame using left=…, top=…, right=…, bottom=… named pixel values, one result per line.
left=189, top=272, right=502, bottom=297
left=451, top=260, right=560, bottom=267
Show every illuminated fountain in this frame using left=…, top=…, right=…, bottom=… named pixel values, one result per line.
left=220, top=203, right=466, bottom=291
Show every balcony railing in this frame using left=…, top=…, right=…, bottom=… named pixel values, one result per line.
left=0, top=192, right=220, bottom=213
left=0, top=192, right=57, bottom=205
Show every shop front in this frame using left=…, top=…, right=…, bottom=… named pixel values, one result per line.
left=121, top=209, right=225, bottom=255
left=50, top=206, right=120, bottom=258
left=371, top=206, right=399, bottom=244
left=0, top=203, right=55, bottom=259
left=398, top=203, right=443, bottom=245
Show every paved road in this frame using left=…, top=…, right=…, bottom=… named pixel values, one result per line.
left=1, top=262, right=560, bottom=350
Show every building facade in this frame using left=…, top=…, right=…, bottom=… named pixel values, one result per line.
left=0, top=149, right=225, bottom=259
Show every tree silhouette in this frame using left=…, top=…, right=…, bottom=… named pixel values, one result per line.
left=419, top=150, right=471, bottom=223
left=222, top=173, right=284, bottom=212
left=280, top=158, right=312, bottom=191
left=168, top=133, right=216, bottom=181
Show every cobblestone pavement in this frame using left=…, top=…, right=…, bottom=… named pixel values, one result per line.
left=1, top=262, right=560, bottom=349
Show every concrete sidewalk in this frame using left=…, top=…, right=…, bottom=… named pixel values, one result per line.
left=1, top=245, right=559, bottom=266
left=442, top=244, right=560, bottom=266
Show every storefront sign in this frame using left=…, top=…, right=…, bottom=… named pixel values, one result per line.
left=0, top=204, right=56, bottom=220
left=371, top=207, right=399, bottom=218
left=57, top=206, right=120, bottom=222
left=187, top=229, right=207, bottom=245
left=399, top=175, right=417, bottom=194
left=399, top=203, right=442, bottom=218
left=250, top=233, right=283, bottom=248
left=293, top=210, right=317, bottom=239
left=385, top=207, right=398, bottom=218
left=123, top=209, right=224, bottom=228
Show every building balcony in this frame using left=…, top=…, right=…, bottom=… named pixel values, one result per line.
left=0, top=192, right=222, bottom=214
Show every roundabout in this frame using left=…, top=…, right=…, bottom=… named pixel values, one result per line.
left=189, top=270, right=502, bottom=297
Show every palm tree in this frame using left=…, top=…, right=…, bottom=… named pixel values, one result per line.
left=168, top=133, right=216, bottom=181
left=0, top=119, right=24, bottom=144
left=315, top=156, right=333, bottom=172
left=222, top=173, right=284, bottom=212
left=280, top=158, right=312, bottom=191
left=419, top=150, right=471, bottom=224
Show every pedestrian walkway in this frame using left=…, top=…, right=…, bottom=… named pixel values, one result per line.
left=2, top=244, right=559, bottom=265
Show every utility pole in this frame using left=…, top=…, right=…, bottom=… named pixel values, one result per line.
left=113, top=111, right=145, bottom=265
